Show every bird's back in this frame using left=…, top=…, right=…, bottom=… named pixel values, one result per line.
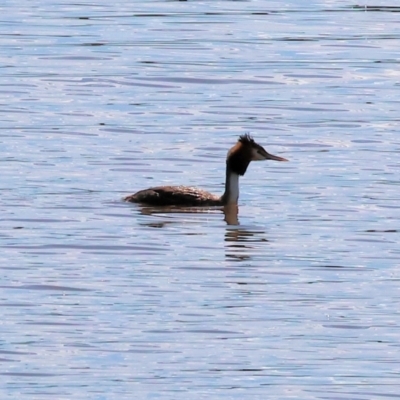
left=124, top=185, right=222, bottom=206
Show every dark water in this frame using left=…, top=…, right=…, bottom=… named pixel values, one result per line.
left=1, top=1, right=400, bottom=399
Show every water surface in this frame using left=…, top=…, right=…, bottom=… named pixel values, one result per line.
left=1, top=1, right=400, bottom=399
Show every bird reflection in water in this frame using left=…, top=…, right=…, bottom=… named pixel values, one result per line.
left=135, top=204, right=239, bottom=226
left=224, top=224, right=269, bottom=262
left=134, top=204, right=269, bottom=262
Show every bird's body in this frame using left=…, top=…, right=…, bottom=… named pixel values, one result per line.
left=124, top=134, right=287, bottom=207
left=124, top=185, right=221, bottom=206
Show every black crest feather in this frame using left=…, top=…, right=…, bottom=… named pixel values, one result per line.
left=239, top=134, right=254, bottom=144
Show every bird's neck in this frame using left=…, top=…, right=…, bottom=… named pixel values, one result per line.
left=221, top=167, right=240, bottom=205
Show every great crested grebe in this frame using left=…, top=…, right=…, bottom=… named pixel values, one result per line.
left=124, top=134, right=288, bottom=206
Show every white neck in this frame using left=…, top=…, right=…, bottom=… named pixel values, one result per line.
left=222, top=170, right=239, bottom=205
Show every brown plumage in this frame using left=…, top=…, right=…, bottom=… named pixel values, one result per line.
left=124, top=185, right=221, bottom=206
left=124, top=134, right=287, bottom=206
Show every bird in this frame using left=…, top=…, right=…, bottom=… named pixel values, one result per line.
left=124, top=134, right=288, bottom=206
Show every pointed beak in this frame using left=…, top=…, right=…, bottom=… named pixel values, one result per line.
left=265, top=152, right=288, bottom=162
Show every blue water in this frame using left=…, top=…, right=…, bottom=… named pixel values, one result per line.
left=1, top=1, right=400, bottom=399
